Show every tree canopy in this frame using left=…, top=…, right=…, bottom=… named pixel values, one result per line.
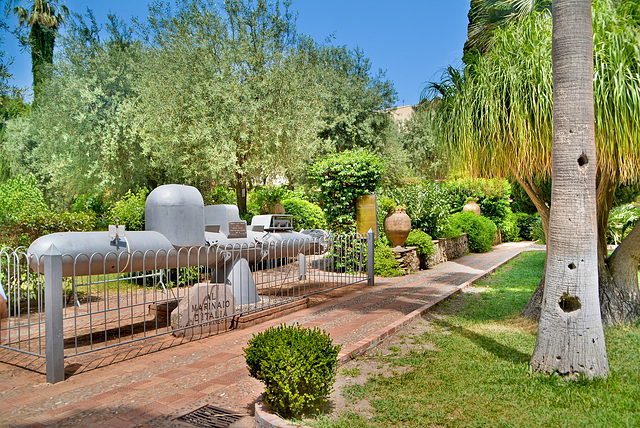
left=3, top=0, right=399, bottom=213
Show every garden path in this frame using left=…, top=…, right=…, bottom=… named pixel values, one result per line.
left=0, top=242, right=534, bottom=428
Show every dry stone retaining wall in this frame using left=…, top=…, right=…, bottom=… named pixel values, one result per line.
left=426, top=233, right=469, bottom=268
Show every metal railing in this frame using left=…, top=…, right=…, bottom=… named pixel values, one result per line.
left=0, top=231, right=374, bottom=383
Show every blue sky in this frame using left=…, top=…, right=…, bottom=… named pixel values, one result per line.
left=2, top=0, right=470, bottom=107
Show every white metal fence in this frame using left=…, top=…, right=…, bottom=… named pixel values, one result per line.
left=0, top=231, right=374, bottom=383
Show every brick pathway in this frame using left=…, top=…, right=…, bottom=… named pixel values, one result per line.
left=0, top=242, right=533, bottom=428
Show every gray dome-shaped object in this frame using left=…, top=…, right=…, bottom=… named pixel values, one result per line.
left=145, top=184, right=205, bottom=247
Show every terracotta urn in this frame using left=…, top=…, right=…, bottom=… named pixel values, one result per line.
left=462, top=199, right=481, bottom=216
left=384, top=208, right=411, bottom=247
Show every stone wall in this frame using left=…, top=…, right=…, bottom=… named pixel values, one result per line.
left=426, top=233, right=469, bottom=268
left=391, top=246, right=420, bottom=275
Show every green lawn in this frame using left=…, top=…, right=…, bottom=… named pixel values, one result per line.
left=308, top=251, right=640, bottom=428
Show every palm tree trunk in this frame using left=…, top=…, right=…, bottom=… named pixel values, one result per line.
left=530, top=0, right=609, bottom=378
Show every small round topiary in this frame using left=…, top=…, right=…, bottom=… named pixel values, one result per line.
left=244, top=324, right=341, bottom=418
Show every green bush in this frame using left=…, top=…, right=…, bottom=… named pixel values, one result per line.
left=449, top=211, right=497, bottom=253
left=446, top=178, right=512, bottom=212
left=386, top=182, right=454, bottom=238
left=109, top=188, right=149, bottom=231
left=404, top=229, right=435, bottom=259
left=250, top=186, right=293, bottom=214
left=310, top=149, right=385, bottom=232
left=445, top=178, right=520, bottom=241
left=202, top=186, right=236, bottom=206
left=244, top=324, right=341, bottom=417
left=0, top=173, right=48, bottom=218
left=531, top=214, right=546, bottom=244
left=499, top=211, right=521, bottom=242
left=515, top=212, right=538, bottom=241
left=0, top=174, right=94, bottom=247
left=70, top=192, right=110, bottom=230
left=607, top=204, right=640, bottom=245
left=373, top=240, right=403, bottom=277
left=0, top=211, right=95, bottom=248
left=282, top=198, right=326, bottom=230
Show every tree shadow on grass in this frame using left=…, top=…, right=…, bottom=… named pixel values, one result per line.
left=433, top=318, right=530, bottom=365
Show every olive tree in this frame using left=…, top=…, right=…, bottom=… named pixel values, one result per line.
left=136, top=0, right=328, bottom=215
left=3, top=12, right=150, bottom=207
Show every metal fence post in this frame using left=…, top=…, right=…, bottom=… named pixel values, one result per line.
left=298, top=254, right=306, bottom=280
left=44, top=244, right=64, bottom=384
left=367, top=229, right=375, bottom=286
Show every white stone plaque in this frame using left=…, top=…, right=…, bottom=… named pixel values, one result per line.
left=171, top=282, right=235, bottom=337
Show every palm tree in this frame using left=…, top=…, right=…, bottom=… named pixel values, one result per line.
left=463, top=0, right=552, bottom=66
left=429, top=0, right=640, bottom=326
left=9, top=0, right=68, bottom=101
left=530, top=0, right=608, bottom=378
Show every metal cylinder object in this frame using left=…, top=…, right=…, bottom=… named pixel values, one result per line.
left=146, top=184, right=206, bottom=247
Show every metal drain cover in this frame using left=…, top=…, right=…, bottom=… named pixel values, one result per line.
left=176, top=405, right=245, bottom=428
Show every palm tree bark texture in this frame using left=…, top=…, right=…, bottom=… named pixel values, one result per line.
left=530, top=0, right=609, bottom=378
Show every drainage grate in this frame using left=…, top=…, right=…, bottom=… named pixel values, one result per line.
left=176, top=405, right=245, bottom=428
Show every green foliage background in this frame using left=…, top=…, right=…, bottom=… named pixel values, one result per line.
left=310, top=149, right=385, bottom=232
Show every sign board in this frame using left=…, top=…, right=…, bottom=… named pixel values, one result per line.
left=356, top=194, right=378, bottom=238
left=227, top=221, right=247, bottom=239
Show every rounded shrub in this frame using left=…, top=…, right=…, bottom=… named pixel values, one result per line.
left=372, top=240, right=403, bottom=277
left=404, top=229, right=435, bottom=259
left=282, top=198, right=327, bottom=230
left=449, top=211, right=497, bottom=253
left=244, top=324, right=341, bottom=417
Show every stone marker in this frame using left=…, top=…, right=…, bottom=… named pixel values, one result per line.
left=0, top=294, right=7, bottom=320
left=171, top=282, right=235, bottom=337
left=226, top=258, right=259, bottom=306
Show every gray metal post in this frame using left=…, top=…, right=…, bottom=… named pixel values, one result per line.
left=44, top=244, right=64, bottom=384
left=367, top=229, right=375, bottom=286
left=298, top=254, right=306, bottom=280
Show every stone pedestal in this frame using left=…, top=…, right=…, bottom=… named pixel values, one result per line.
left=391, top=246, right=420, bottom=275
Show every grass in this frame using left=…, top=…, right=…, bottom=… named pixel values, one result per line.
left=308, top=251, right=640, bottom=428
